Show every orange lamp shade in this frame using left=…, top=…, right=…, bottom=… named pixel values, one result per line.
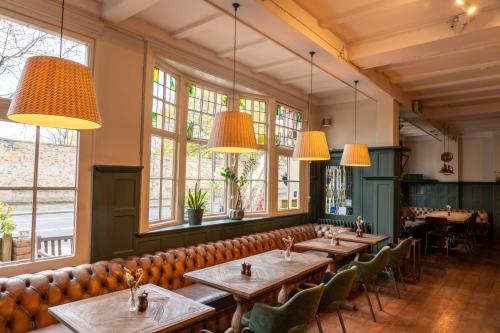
left=208, top=111, right=257, bottom=153
left=292, top=131, right=330, bottom=161
left=7, top=56, right=101, bottom=130
left=340, top=143, right=371, bottom=167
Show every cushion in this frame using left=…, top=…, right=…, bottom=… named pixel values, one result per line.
left=31, top=324, right=72, bottom=333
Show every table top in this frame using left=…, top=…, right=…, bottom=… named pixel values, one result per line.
left=335, top=232, right=390, bottom=245
left=49, top=284, right=214, bottom=333
left=295, top=238, right=369, bottom=256
left=183, top=249, right=332, bottom=300
left=422, top=211, right=472, bottom=224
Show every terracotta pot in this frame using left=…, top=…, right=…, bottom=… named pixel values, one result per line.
left=187, top=209, right=204, bottom=225
left=228, top=208, right=244, bottom=220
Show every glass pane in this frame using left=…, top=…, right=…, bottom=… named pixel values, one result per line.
left=240, top=184, right=251, bottom=212
left=289, top=182, right=300, bottom=209
left=252, top=181, right=266, bottom=212
left=213, top=153, right=226, bottom=180
left=289, top=158, right=300, bottom=181
left=38, top=128, right=78, bottom=187
left=278, top=181, right=289, bottom=210
left=200, top=147, right=213, bottom=180
left=278, top=155, right=288, bottom=181
left=238, top=151, right=266, bottom=181
left=150, top=136, right=162, bottom=178
left=0, top=190, right=33, bottom=264
left=161, top=179, right=172, bottom=220
left=211, top=180, right=226, bottom=214
left=0, top=121, right=36, bottom=187
left=186, top=143, right=200, bottom=179
left=149, top=179, right=160, bottom=221
left=35, top=190, right=75, bottom=259
left=162, top=138, right=174, bottom=179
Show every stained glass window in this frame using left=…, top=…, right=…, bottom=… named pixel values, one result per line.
left=152, top=67, right=176, bottom=132
left=240, top=98, right=267, bottom=145
left=187, top=84, right=228, bottom=140
left=277, top=155, right=300, bottom=210
left=238, top=151, right=267, bottom=213
left=275, top=103, right=303, bottom=148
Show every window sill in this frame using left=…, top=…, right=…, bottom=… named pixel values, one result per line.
left=137, top=213, right=306, bottom=238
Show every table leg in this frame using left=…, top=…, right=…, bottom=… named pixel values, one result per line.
left=327, top=254, right=336, bottom=272
left=226, top=295, right=249, bottom=333
left=277, top=284, right=288, bottom=304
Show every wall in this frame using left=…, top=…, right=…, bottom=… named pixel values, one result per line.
left=460, top=135, right=496, bottom=182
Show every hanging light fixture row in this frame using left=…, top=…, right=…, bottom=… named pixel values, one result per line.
left=292, top=51, right=330, bottom=161
left=7, top=0, right=101, bottom=130
left=208, top=3, right=257, bottom=153
left=340, top=81, right=371, bottom=167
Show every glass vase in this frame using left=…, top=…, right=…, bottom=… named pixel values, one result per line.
left=128, top=288, right=138, bottom=312
left=285, top=248, right=292, bottom=261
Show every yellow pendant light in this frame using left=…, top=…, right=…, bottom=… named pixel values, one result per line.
left=340, top=81, right=371, bottom=167
left=292, top=51, right=330, bottom=161
left=7, top=0, right=101, bottom=130
left=208, top=3, right=256, bottom=153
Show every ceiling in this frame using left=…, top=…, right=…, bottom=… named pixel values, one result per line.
left=295, top=0, right=500, bottom=135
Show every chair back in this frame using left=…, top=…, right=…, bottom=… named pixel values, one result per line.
left=249, top=283, right=325, bottom=333
left=371, top=245, right=391, bottom=273
left=425, top=216, right=448, bottom=234
left=318, top=266, right=357, bottom=313
left=388, top=237, right=413, bottom=268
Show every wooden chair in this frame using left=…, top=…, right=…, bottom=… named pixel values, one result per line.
left=425, top=216, right=450, bottom=256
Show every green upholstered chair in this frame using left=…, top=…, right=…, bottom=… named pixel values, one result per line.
left=341, top=245, right=390, bottom=322
left=239, top=283, right=325, bottom=333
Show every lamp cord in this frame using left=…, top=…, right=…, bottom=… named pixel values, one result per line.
left=309, top=51, right=315, bottom=130
left=59, top=0, right=65, bottom=58
left=232, top=3, right=239, bottom=111
left=354, top=80, right=359, bottom=143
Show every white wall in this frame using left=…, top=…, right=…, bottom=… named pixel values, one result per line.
left=460, top=135, right=496, bottom=182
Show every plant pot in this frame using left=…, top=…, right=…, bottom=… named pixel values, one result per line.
left=228, top=208, right=244, bottom=220
left=187, top=209, right=204, bottom=225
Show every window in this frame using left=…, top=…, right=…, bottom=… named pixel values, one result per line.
left=0, top=16, right=87, bottom=266
left=186, top=84, right=228, bottom=217
left=238, top=151, right=267, bottom=213
left=0, top=122, right=78, bottom=264
left=277, top=155, right=300, bottom=210
left=275, top=103, right=303, bottom=148
left=149, top=67, right=177, bottom=225
left=240, top=98, right=267, bottom=145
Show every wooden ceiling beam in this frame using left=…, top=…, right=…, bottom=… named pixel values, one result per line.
left=217, top=39, right=268, bottom=58
left=415, top=84, right=500, bottom=100
left=404, top=73, right=500, bottom=92
left=252, top=57, right=302, bottom=73
left=172, top=12, right=225, bottom=39
left=100, top=0, right=160, bottom=22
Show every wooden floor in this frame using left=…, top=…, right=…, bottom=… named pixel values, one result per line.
left=307, top=241, right=500, bottom=333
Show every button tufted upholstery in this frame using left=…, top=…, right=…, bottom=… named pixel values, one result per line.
left=0, top=223, right=329, bottom=333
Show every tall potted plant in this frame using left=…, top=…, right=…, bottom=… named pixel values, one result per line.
left=0, top=202, right=16, bottom=262
left=221, top=158, right=256, bottom=220
left=186, top=183, right=208, bottom=225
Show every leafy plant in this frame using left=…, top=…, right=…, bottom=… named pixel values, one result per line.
left=186, top=121, right=194, bottom=139
left=187, top=183, right=208, bottom=210
left=0, top=201, right=16, bottom=236
left=221, top=158, right=256, bottom=210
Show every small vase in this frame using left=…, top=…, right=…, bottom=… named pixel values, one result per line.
left=285, top=248, right=292, bottom=261
left=128, top=288, right=138, bottom=312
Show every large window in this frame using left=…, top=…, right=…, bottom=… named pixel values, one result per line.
left=275, top=103, right=303, bottom=148
left=240, top=98, right=267, bottom=145
left=0, top=16, right=87, bottom=266
left=149, top=67, right=177, bottom=225
left=185, top=84, right=228, bottom=216
left=238, top=151, right=267, bottom=213
left=278, top=155, right=300, bottom=210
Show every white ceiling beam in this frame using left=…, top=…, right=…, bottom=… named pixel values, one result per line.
left=424, top=101, right=500, bottom=120
left=404, top=73, right=500, bottom=92
left=252, top=57, right=302, bottom=73
left=280, top=73, right=323, bottom=85
left=217, top=39, right=268, bottom=58
left=172, top=12, right=225, bottom=39
left=415, top=84, right=500, bottom=100
left=349, top=8, right=500, bottom=69
left=303, top=85, right=345, bottom=94
left=392, top=59, right=500, bottom=84
left=319, top=0, right=420, bottom=27
left=100, top=0, right=160, bottom=22
left=425, top=93, right=500, bottom=107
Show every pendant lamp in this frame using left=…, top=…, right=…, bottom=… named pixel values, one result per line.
left=7, top=0, right=101, bottom=130
left=292, top=51, right=330, bottom=161
left=208, top=3, right=256, bottom=153
left=439, top=127, right=454, bottom=176
left=340, top=81, right=371, bottom=167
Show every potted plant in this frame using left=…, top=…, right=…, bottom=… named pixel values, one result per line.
left=186, top=182, right=208, bottom=225
left=0, top=201, right=16, bottom=262
left=221, top=158, right=256, bottom=220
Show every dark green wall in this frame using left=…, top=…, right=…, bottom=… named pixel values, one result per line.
left=91, top=165, right=310, bottom=262
left=311, top=147, right=407, bottom=245
left=403, top=181, right=499, bottom=239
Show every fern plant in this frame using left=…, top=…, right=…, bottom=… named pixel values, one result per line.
left=221, top=158, right=256, bottom=210
left=187, top=182, right=208, bottom=210
left=0, top=201, right=16, bottom=237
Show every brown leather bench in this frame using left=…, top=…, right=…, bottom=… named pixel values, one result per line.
left=0, top=223, right=330, bottom=333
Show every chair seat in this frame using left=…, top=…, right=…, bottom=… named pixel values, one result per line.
left=32, top=323, right=72, bottom=333
left=174, top=283, right=232, bottom=305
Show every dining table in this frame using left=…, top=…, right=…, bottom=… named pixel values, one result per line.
left=48, top=284, right=215, bottom=333
left=183, top=249, right=332, bottom=333
left=335, top=231, right=390, bottom=245
left=423, top=211, right=473, bottom=224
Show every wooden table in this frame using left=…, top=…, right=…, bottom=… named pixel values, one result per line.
left=423, top=211, right=472, bottom=224
left=335, top=231, right=390, bottom=245
left=49, top=284, right=214, bottom=333
left=184, top=249, right=331, bottom=333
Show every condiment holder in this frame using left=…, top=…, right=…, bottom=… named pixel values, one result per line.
left=241, top=262, right=252, bottom=276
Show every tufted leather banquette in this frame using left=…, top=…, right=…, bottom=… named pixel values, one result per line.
left=0, top=223, right=333, bottom=333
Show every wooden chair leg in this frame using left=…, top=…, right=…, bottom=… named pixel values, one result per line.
left=362, top=283, right=376, bottom=322
left=336, top=308, right=347, bottom=333
left=389, top=267, right=400, bottom=299
left=397, top=267, right=407, bottom=291
left=315, top=314, right=324, bottom=333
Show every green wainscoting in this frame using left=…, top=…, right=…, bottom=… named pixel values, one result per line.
left=311, top=147, right=408, bottom=246
left=403, top=181, right=499, bottom=239
left=91, top=165, right=310, bottom=261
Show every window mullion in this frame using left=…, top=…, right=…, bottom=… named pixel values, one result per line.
left=31, top=126, right=40, bottom=262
